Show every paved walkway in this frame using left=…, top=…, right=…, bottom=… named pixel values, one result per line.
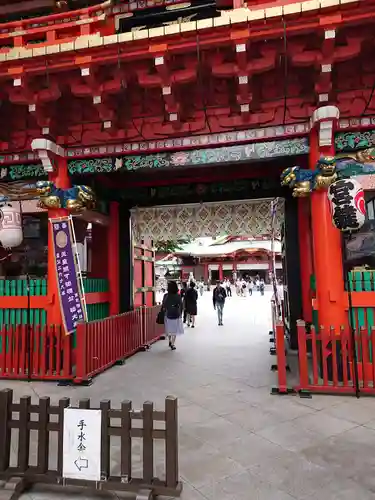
left=5, top=291, right=375, bottom=499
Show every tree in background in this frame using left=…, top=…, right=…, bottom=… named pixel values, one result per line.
left=155, top=239, right=191, bottom=253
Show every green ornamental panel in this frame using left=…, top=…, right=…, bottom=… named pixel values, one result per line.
left=335, top=130, right=375, bottom=152
left=67, top=138, right=309, bottom=175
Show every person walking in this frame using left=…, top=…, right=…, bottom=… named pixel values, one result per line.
left=241, top=279, right=247, bottom=297
left=224, top=279, right=232, bottom=297
left=162, top=281, right=184, bottom=350
left=247, top=279, right=253, bottom=297
left=235, top=279, right=241, bottom=296
left=180, top=281, right=188, bottom=324
left=213, top=281, right=227, bottom=326
left=185, top=281, right=198, bottom=327
left=198, top=279, right=205, bottom=297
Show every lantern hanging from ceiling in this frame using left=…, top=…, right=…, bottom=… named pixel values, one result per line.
left=0, top=203, right=23, bottom=249
left=327, top=178, right=366, bottom=232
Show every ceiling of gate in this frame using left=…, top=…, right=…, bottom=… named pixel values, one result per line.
left=131, top=199, right=284, bottom=240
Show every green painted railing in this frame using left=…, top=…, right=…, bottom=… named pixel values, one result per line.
left=348, top=270, right=375, bottom=328
left=86, top=303, right=110, bottom=322
left=310, top=271, right=375, bottom=331
left=83, top=278, right=109, bottom=322
left=347, top=271, right=375, bottom=362
left=0, top=278, right=110, bottom=327
left=82, top=278, right=109, bottom=293
left=0, top=279, right=47, bottom=327
left=0, top=279, right=47, bottom=297
left=0, top=308, right=47, bottom=328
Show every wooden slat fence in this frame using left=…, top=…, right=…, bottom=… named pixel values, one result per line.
left=0, top=389, right=181, bottom=500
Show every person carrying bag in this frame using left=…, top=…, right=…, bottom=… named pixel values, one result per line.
left=158, top=281, right=184, bottom=350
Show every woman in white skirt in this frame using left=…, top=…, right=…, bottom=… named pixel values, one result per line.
left=162, top=281, right=184, bottom=350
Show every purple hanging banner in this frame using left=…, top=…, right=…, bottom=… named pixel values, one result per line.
left=50, top=217, right=86, bottom=335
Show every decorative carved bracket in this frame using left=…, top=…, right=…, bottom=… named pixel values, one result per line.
left=31, top=138, right=65, bottom=174
left=311, top=105, right=340, bottom=148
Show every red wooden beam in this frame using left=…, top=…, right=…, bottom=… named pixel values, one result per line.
left=85, top=291, right=110, bottom=305
left=3, top=3, right=375, bottom=79
left=0, top=291, right=109, bottom=309
left=0, top=296, right=47, bottom=308
left=347, top=292, right=375, bottom=309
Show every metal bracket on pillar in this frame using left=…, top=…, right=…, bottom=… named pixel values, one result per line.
left=31, top=138, right=66, bottom=174
left=310, top=105, right=340, bottom=148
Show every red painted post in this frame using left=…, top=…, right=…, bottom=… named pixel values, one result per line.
left=311, top=325, right=319, bottom=385
left=360, top=326, right=370, bottom=388
left=321, top=325, right=329, bottom=386
left=297, top=320, right=309, bottom=389
left=341, top=326, right=349, bottom=387
left=108, top=202, right=120, bottom=316
left=47, top=155, right=70, bottom=327
left=275, top=322, right=288, bottom=393
left=298, top=197, right=313, bottom=323
left=74, top=322, right=87, bottom=383
left=203, top=263, right=209, bottom=282
left=219, top=263, right=223, bottom=282
left=309, top=109, right=347, bottom=331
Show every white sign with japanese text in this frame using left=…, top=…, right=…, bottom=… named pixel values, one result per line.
left=62, top=408, right=102, bottom=481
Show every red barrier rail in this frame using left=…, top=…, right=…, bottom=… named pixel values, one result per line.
left=271, top=321, right=291, bottom=395
left=296, top=320, right=360, bottom=395
left=142, top=305, right=164, bottom=346
left=0, top=306, right=163, bottom=383
left=270, top=300, right=277, bottom=335
left=0, top=325, right=73, bottom=381
left=75, top=309, right=144, bottom=384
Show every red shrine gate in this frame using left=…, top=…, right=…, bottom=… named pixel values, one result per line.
left=133, top=239, right=156, bottom=308
left=130, top=198, right=284, bottom=301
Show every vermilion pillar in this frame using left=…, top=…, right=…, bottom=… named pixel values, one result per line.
left=309, top=107, right=347, bottom=329
left=108, top=202, right=120, bottom=316
left=203, top=263, right=209, bottom=282
left=31, top=139, right=70, bottom=326
left=48, top=156, right=70, bottom=325
left=298, top=198, right=313, bottom=323
left=219, top=263, right=223, bottom=282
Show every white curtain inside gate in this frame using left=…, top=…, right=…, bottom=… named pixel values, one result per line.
left=131, top=199, right=284, bottom=240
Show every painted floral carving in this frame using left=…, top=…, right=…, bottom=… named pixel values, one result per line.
left=335, top=131, right=375, bottom=152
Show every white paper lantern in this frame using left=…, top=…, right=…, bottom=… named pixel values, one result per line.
left=0, top=203, right=23, bottom=248
left=328, top=178, right=366, bottom=232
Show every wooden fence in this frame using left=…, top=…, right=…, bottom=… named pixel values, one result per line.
left=0, top=389, right=181, bottom=500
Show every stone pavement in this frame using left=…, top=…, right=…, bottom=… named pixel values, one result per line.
left=5, top=291, right=375, bottom=499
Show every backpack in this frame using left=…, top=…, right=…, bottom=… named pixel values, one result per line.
left=165, top=295, right=181, bottom=319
